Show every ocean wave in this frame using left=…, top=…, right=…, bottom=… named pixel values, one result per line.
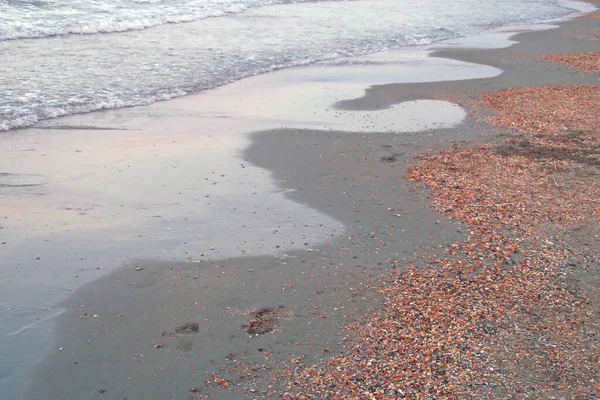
left=0, top=89, right=188, bottom=131
left=1, top=21, right=467, bottom=131
left=0, top=54, right=336, bottom=131
left=0, top=0, right=336, bottom=41
left=1, top=0, right=592, bottom=131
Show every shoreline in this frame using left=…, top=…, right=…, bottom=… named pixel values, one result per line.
left=1, top=2, right=599, bottom=399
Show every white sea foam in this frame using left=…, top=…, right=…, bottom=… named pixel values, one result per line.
left=0, top=0, right=332, bottom=41
left=0, top=89, right=188, bottom=131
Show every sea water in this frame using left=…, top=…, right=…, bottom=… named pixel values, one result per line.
left=0, top=0, right=589, bottom=131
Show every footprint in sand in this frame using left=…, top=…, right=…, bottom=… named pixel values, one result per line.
left=164, top=322, right=199, bottom=352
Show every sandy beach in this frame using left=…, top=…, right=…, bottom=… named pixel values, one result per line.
left=1, top=1, right=599, bottom=399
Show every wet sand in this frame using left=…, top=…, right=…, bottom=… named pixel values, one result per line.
left=1, top=2, right=598, bottom=399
